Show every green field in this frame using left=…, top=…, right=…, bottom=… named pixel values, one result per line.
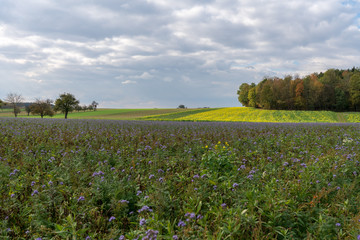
left=2, top=107, right=360, bottom=123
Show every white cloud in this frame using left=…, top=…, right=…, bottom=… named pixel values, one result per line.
left=121, top=80, right=137, bottom=85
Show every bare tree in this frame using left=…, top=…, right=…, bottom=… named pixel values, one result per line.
left=5, top=93, right=24, bottom=117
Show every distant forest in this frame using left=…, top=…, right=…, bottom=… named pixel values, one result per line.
left=237, top=67, right=360, bottom=111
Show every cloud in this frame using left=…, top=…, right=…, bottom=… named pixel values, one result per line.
left=121, top=80, right=137, bottom=85
left=0, top=0, right=359, bottom=107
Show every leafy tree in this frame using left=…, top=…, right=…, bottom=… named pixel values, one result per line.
left=30, top=99, right=55, bottom=118
left=25, top=105, right=31, bottom=116
left=75, top=105, right=82, bottom=112
left=178, top=104, right=186, bottom=109
left=91, top=101, right=99, bottom=111
left=248, top=88, right=257, bottom=108
left=0, top=99, right=3, bottom=111
left=237, top=83, right=251, bottom=107
left=350, top=73, right=360, bottom=111
left=54, top=93, right=80, bottom=119
left=5, top=93, right=24, bottom=117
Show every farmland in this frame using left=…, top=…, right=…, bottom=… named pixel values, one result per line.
left=2, top=107, right=360, bottom=123
left=1, top=118, right=360, bottom=239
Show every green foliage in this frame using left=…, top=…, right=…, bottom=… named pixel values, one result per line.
left=54, top=93, right=80, bottom=119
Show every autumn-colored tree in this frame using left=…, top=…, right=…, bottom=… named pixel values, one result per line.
left=237, top=67, right=360, bottom=111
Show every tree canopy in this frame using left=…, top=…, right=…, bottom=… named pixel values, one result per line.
left=237, top=68, right=360, bottom=111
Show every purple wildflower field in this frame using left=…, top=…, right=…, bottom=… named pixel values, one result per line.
left=1, top=118, right=360, bottom=239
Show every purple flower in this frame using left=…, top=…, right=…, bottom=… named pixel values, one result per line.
left=85, top=236, right=91, bottom=240
left=221, top=203, right=227, bottom=209
left=119, top=200, right=129, bottom=204
left=158, top=177, right=164, bottom=182
left=138, top=205, right=153, bottom=213
left=31, top=181, right=36, bottom=186
left=149, top=174, right=155, bottom=179
left=335, top=223, right=341, bottom=227
left=31, top=190, right=39, bottom=196
left=109, top=216, right=116, bottom=222
left=10, top=194, right=15, bottom=198
left=119, top=235, right=125, bottom=240
left=78, top=196, right=85, bottom=202
left=178, top=220, right=186, bottom=227
left=139, top=218, right=146, bottom=226
left=173, top=235, right=179, bottom=240
left=193, top=174, right=199, bottom=179
left=232, top=183, right=239, bottom=188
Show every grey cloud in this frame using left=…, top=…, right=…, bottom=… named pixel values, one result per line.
left=0, top=0, right=360, bottom=107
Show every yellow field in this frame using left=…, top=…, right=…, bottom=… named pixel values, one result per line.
left=154, top=107, right=341, bottom=123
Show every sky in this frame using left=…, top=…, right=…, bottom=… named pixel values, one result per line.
left=0, top=0, right=360, bottom=108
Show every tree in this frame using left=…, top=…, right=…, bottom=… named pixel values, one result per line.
left=178, top=104, right=186, bottom=109
left=5, top=93, right=24, bottom=117
left=350, top=73, right=360, bottom=111
left=248, top=87, right=257, bottom=108
left=30, top=99, right=55, bottom=118
left=237, top=83, right=251, bottom=107
left=25, top=105, right=31, bottom=116
left=54, top=93, right=80, bottom=119
left=0, top=99, right=3, bottom=111
left=91, top=101, right=99, bottom=111
left=75, top=104, right=82, bottom=112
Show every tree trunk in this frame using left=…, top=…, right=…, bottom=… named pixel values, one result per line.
left=65, top=111, right=68, bottom=119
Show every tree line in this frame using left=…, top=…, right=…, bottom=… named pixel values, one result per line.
left=0, top=93, right=98, bottom=119
left=237, top=67, right=360, bottom=111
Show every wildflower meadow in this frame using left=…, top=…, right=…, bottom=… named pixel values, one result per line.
left=1, top=118, right=360, bottom=239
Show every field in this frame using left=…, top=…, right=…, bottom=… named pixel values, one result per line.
left=2, top=107, right=360, bottom=123
left=1, top=118, right=360, bottom=239
left=0, top=108, right=189, bottom=120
